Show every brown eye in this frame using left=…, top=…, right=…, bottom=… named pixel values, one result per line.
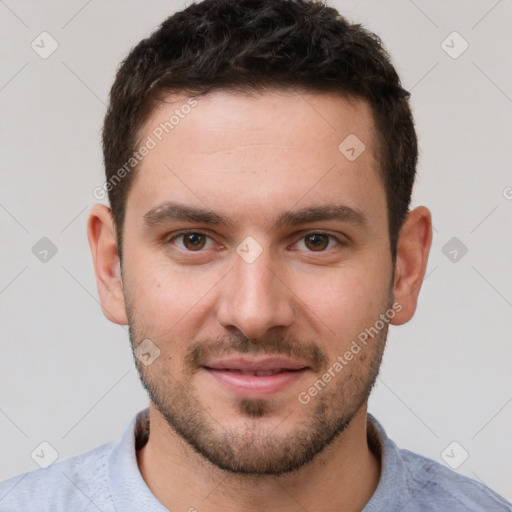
left=304, top=233, right=330, bottom=251
left=182, top=232, right=207, bottom=251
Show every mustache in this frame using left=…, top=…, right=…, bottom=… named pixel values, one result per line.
left=184, top=331, right=328, bottom=373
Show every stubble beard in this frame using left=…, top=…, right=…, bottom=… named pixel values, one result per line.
left=128, top=314, right=389, bottom=476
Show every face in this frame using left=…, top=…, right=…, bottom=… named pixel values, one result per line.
left=120, top=89, right=395, bottom=475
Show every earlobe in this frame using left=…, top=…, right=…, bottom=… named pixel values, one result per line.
left=87, top=204, right=129, bottom=325
left=390, top=206, right=432, bottom=326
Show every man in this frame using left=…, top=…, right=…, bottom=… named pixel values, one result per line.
left=1, top=0, right=510, bottom=510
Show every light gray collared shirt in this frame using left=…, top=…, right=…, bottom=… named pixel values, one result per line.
left=0, top=408, right=510, bottom=511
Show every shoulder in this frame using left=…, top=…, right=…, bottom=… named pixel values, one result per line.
left=398, top=447, right=512, bottom=511
left=0, top=441, right=116, bottom=512
left=366, top=414, right=512, bottom=511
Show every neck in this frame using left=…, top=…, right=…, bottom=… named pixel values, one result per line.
left=136, top=403, right=381, bottom=512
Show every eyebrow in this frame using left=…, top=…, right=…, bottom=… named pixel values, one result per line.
left=144, top=203, right=233, bottom=228
left=143, top=202, right=367, bottom=230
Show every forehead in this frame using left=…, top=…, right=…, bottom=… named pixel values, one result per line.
left=127, top=89, right=385, bottom=229
left=139, top=88, right=378, bottom=158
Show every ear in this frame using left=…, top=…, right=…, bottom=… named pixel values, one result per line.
left=390, top=206, right=432, bottom=326
left=87, top=204, right=128, bottom=325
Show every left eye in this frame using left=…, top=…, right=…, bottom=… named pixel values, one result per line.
left=295, top=233, right=340, bottom=252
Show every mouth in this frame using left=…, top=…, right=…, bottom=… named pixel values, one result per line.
left=202, top=357, right=310, bottom=398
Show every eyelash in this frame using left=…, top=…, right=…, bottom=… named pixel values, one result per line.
left=165, top=230, right=345, bottom=253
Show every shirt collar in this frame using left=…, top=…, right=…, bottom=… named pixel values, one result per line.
left=363, top=412, right=402, bottom=511
left=108, top=408, right=167, bottom=511
left=108, top=408, right=400, bottom=511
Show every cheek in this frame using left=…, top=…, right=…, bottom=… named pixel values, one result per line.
left=301, top=265, right=391, bottom=349
left=125, top=258, right=221, bottom=332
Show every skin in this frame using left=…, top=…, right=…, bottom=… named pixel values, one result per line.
left=88, top=89, right=432, bottom=511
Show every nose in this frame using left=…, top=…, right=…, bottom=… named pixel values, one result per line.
left=215, top=246, right=295, bottom=339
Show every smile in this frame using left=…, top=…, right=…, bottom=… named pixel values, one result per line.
left=202, top=357, right=310, bottom=398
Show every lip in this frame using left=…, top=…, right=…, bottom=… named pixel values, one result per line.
left=205, top=356, right=308, bottom=372
left=202, top=356, right=309, bottom=398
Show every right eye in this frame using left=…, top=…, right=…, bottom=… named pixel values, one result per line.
left=167, top=231, right=216, bottom=252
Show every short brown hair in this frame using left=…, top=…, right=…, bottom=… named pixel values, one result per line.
left=102, top=0, right=417, bottom=261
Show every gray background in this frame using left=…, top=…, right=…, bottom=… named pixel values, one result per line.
left=1, top=0, right=511, bottom=501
